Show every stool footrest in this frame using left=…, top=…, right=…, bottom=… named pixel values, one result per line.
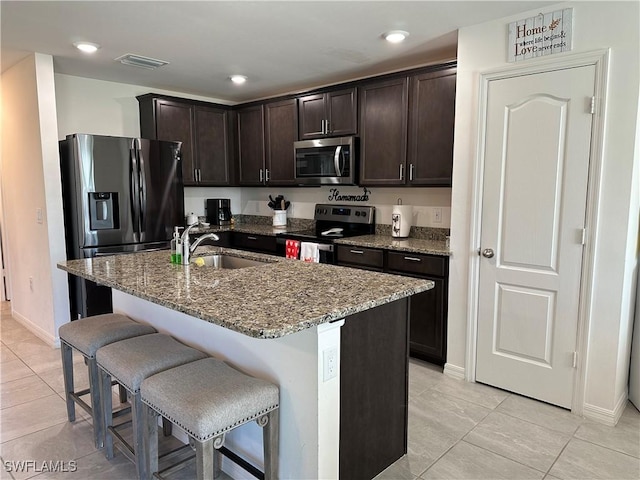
left=69, top=392, right=93, bottom=416
left=155, top=445, right=195, bottom=479
left=218, top=445, right=264, bottom=480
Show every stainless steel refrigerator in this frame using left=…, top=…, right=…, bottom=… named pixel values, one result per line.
left=59, top=133, right=184, bottom=320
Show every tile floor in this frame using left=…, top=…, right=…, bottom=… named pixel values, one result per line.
left=1, top=301, right=639, bottom=479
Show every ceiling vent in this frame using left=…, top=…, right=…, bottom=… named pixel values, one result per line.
left=115, top=53, right=169, bottom=69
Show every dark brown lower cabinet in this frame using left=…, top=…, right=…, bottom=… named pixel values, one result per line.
left=340, top=298, right=409, bottom=480
left=231, top=232, right=277, bottom=253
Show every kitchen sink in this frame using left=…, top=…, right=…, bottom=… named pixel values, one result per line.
left=191, top=254, right=266, bottom=269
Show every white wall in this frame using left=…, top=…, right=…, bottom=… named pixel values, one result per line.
left=55, top=74, right=230, bottom=140
left=1, top=53, right=66, bottom=344
left=449, top=1, right=640, bottom=421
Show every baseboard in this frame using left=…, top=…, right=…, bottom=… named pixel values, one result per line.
left=583, top=389, right=628, bottom=426
left=11, top=310, right=59, bottom=348
left=443, top=363, right=465, bottom=380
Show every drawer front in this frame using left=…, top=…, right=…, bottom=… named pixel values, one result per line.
left=336, top=245, right=384, bottom=269
left=387, top=251, right=446, bottom=278
left=233, top=233, right=277, bottom=253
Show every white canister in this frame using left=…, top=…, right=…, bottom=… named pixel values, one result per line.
left=186, top=212, right=198, bottom=225
left=273, top=210, right=287, bottom=228
left=391, top=205, right=413, bottom=238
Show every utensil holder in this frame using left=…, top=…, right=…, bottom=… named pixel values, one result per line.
left=273, top=210, right=287, bottom=228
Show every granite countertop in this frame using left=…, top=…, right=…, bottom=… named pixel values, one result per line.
left=57, top=248, right=433, bottom=339
left=335, top=235, right=451, bottom=256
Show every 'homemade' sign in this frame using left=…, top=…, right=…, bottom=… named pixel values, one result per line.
left=508, top=8, right=573, bottom=62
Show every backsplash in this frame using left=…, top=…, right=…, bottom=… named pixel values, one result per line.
left=185, top=185, right=452, bottom=229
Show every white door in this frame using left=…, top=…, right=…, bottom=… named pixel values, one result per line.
left=476, top=65, right=595, bottom=409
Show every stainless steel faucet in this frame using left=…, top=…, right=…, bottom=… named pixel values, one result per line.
left=180, top=223, right=220, bottom=264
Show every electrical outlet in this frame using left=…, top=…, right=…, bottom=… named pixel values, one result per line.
left=433, top=207, right=442, bottom=224
left=323, top=347, right=338, bottom=381
left=29, top=277, right=34, bottom=292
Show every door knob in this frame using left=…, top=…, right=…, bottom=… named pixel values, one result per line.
left=482, top=248, right=495, bottom=258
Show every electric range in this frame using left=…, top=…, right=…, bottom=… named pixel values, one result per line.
left=276, top=204, right=375, bottom=263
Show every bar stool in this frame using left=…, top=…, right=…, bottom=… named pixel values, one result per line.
left=140, top=358, right=280, bottom=480
left=96, top=333, right=208, bottom=480
left=59, top=313, right=157, bottom=449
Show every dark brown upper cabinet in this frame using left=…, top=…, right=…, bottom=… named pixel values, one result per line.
left=407, top=67, right=456, bottom=186
left=137, top=95, right=232, bottom=186
left=237, top=100, right=298, bottom=186
left=358, top=65, right=456, bottom=187
left=358, top=78, right=409, bottom=186
left=265, top=99, right=298, bottom=185
left=298, top=88, right=357, bottom=140
left=236, top=105, right=266, bottom=186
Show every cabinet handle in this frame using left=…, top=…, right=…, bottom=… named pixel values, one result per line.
left=265, top=169, right=270, bottom=182
left=193, top=169, right=197, bottom=182
left=409, top=164, right=415, bottom=181
left=404, top=256, right=422, bottom=262
left=350, top=249, right=364, bottom=255
left=325, top=120, right=330, bottom=134
left=247, top=236, right=257, bottom=240
left=259, top=169, right=263, bottom=182
left=321, top=119, right=325, bottom=134
left=399, top=164, right=405, bottom=181
left=197, top=168, right=202, bottom=182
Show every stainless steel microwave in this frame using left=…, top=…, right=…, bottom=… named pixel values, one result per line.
left=294, top=136, right=357, bottom=185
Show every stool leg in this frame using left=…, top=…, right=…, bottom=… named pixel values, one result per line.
left=142, top=403, right=159, bottom=480
left=99, top=368, right=115, bottom=459
left=60, top=342, right=75, bottom=422
left=87, top=358, right=104, bottom=449
left=195, top=438, right=215, bottom=480
left=132, top=393, right=150, bottom=480
left=261, top=409, right=279, bottom=480
left=118, top=384, right=128, bottom=404
left=162, top=417, right=172, bottom=436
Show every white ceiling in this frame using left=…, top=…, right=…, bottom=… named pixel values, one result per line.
left=1, top=1, right=551, bottom=103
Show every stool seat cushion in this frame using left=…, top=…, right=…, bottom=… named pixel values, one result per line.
left=59, top=314, right=156, bottom=358
left=96, top=333, right=207, bottom=393
left=141, top=358, right=279, bottom=442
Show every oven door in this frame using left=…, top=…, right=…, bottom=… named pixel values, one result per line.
left=294, top=137, right=356, bottom=185
left=276, top=236, right=335, bottom=264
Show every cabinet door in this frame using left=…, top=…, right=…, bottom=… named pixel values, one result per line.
left=237, top=105, right=265, bottom=185
left=232, top=232, right=277, bottom=253
left=336, top=245, right=384, bottom=270
left=298, top=93, right=326, bottom=140
left=408, top=68, right=456, bottom=186
left=155, top=100, right=196, bottom=185
left=409, top=278, right=447, bottom=365
left=265, top=99, right=297, bottom=185
left=327, top=88, right=357, bottom=137
left=194, top=106, right=231, bottom=185
left=359, top=78, right=409, bottom=185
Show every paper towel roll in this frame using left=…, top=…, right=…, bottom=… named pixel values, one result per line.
left=392, top=205, right=413, bottom=237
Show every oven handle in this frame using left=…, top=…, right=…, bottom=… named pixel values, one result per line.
left=334, top=146, right=343, bottom=176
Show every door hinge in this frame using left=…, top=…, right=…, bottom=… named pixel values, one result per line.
left=590, top=96, right=596, bottom=115
left=572, top=351, right=578, bottom=368
left=581, top=228, right=587, bottom=245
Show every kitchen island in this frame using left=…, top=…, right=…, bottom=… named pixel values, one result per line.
left=58, top=248, right=433, bottom=479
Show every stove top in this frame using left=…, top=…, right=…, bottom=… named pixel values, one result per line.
left=278, top=204, right=375, bottom=243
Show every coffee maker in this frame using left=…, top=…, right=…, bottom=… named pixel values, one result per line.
left=206, top=199, right=231, bottom=226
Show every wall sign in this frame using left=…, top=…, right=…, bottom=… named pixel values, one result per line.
left=508, top=8, right=573, bottom=62
left=327, top=187, right=371, bottom=202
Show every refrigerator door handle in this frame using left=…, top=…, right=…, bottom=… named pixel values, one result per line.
left=136, top=139, right=147, bottom=240
left=129, top=145, right=140, bottom=243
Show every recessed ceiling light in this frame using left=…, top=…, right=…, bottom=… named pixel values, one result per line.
left=383, top=30, right=410, bottom=43
left=73, top=42, right=100, bottom=53
left=229, top=75, right=248, bottom=85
